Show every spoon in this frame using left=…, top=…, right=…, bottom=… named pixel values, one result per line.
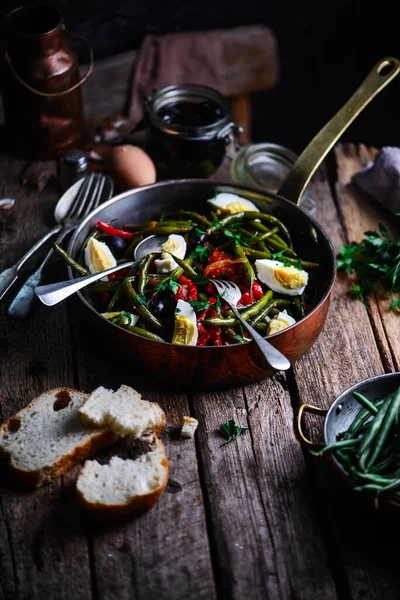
left=35, top=261, right=135, bottom=306
left=134, top=234, right=167, bottom=261
left=0, top=177, right=111, bottom=302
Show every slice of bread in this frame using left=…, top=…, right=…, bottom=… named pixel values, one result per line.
left=78, top=385, right=166, bottom=439
left=0, top=388, right=118, bottom=488
left=76, top=438, right=169, bottom=519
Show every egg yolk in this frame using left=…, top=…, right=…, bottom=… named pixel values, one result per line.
left=172, top=316, right=197, bottom=345
left=161, top=237, right=183, bottom=259
left=89, top=239, right=115, bottom=272
left=273, top=267, right=307, bottom=290
left=223, top=202, right=254, bottom=214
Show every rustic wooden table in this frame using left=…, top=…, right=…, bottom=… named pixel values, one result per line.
left=1, top=141, right=399, bottom=600
left=1, top=47, right=400, bottom=597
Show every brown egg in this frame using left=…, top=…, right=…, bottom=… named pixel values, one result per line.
left=107, top=145, right=157, bottom=192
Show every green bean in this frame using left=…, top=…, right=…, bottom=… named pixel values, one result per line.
left=206, top=211, right=292, bottom=245
left=136, top=224, right=193, bottom=236
left=258, top=226, right=280, bottom=240
left=243, top=248, right=319, bottom=269
left=233, top=245, right=255, bottom=289
left=123, top=278, right=163, bottom=331
left=364, top=387, right=400, bottom=471
left=124, top=233, right=145, bottom=259
left=254, top=322, right=268, bottom=335
left=91, top=281, right=120, bottom=292
left=165, top=254, right=197, bottom=278
left=249, top=221, right=294, bottom=253
left=248, top=299, right=291, bottom=327
left=201, top=317, right=237, bottom=327
left=241, top=290, right=274, bottom=321
left=292, top=296, right=306, bottom=319
left=353, top=391, right=380, bottom=416
left=126, top=326, right=164, bottom=342
left=357, top=397, right=392, bottom=470
left=177, top=211, right=212, bottom=228
left=107, top=282, right=125, bottom=311
left=137, top=253, right=156, bottom=296
left=319, top=438, right=361, bottom=456
left=53, top=243, right=90, bottom=276
left=256, top=241, right=272, bottom=256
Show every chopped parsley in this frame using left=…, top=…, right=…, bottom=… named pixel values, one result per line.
left=188, top=299, right=210, bottom=312
left=219, top=419, right=248, bottom=446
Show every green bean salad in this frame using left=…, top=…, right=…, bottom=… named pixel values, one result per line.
left=56, top=192, right=319, bottom=346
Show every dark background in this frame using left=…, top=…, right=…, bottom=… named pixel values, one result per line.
left=1, top=0, right=399, bottom=154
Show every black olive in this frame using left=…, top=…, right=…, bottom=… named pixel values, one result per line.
left=105, top=235, right=129, bottom=258
left=148, top=290, right=176, bottom=319
left=188, top=228, right=206, bottom=249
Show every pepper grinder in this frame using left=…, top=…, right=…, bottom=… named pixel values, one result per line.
left=58, top=149, right=89, bottom=191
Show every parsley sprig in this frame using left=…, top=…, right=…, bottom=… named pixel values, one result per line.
left=337, top=224, right=400, bottom=309
left=153, top=279, right=179, bottom=294
left=219, top=418, right=248, bottom=446
left=189, top=243, right=210, bottom=263
left=271, top=250, right=303, bottom=270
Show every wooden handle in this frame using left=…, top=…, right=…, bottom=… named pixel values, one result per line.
left=278, top=57, right=400, bottom=204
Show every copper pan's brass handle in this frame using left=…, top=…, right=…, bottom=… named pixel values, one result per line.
left=278, top=57, right=400, bottom=204
left=294, top=403, right=328, bottom=451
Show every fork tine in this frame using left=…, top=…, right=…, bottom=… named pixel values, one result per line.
left=83, top=173, right=105, bottom=217
left=66, top=172, right=95, bottom=220
left=73, top=173, right=99, bottom=220
left=81, top=173, right=101, bottom=217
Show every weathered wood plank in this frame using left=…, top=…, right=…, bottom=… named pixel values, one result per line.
left=69, top=319, right=216, bottom=600
left=293, top=167, right=400, bottom=599
left=334, top=142, right=399, bottom=370
left=190, top=376, right=338, bottom=600
left=0, top=154, right=93, bottom=600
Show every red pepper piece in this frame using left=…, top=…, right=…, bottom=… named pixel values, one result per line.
left=252, top=281, right=264, bottom=299
left=208, top=249, right=234, bottom=264
left=208, top=326, right=222, bottom=346
left=174, top=285, right=189, bottom=302
left=178, top=275, right=198, bottom=301
left=238, top=292, right=253, bottom=307
left=96, top=221, right=134, bottom=240
left=197, top=322, right=211, bottom=346
left=108, top=267, right=130, bottom=280
left=97, top=291, right=110, bottom=310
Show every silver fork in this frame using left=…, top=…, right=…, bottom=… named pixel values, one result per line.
left=7, top=173, right=108, bottom=319
left=212, top=279, right=291, bottom=371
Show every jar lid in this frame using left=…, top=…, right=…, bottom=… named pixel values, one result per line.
left=230, top=143, right=299, bottom=194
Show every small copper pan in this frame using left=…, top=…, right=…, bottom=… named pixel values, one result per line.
left=68, top=58, right=400, bottom=390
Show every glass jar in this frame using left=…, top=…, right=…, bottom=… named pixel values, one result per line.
left=135, top=84, right=242, bottom=179
left=230, top=143, right=316, bottom=214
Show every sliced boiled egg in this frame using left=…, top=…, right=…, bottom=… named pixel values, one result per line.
left=101, top=311, right=139, bottom=327
left=207, top=192, right=259, bottom=214
left=155, top=234, right=187, bottom=274
left=267, top=310, right=296, bottom=335
left=255, top=259, right=308, bottom=296
left=84, top=238, right=117, bottom=278
left=172, top=299, right=198, bottom=346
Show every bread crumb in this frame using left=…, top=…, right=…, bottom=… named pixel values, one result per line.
left=181, top=416, right=198, bottom=439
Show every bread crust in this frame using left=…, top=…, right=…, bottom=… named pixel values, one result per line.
left=0, top=387, right=118, bottom=489
left=76, top=446, right=169, bottom=521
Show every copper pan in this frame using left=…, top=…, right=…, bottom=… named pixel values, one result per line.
left=68, top=57, right=400, bottom=390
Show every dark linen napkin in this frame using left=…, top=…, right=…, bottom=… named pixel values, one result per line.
left=128, top=25, right=279, bottom=126
left=352, top=146, right=400, bottom=214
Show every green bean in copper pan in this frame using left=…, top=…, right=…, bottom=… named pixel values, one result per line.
left=53, top=242, right=89, bottom=276
left=122, top=277, right=163, bottom=331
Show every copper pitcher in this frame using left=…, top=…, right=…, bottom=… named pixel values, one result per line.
left=2, top=5, right=93, bottom=159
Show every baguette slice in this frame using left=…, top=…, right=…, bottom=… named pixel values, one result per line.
left=76, top=438, right=169, bottom=520
left=0, top=388, right=118, bottom=488
left=78, top=385, right=166, bottom=439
